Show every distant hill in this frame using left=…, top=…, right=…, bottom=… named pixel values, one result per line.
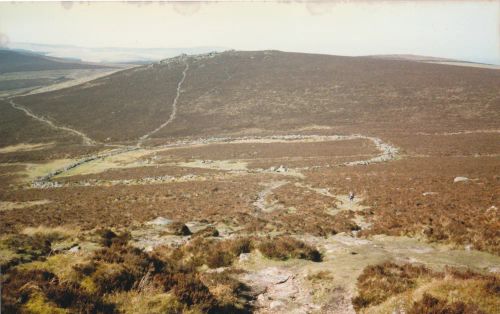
left=367, top=54, right=457, bottom=62
left=11, top=50, right=500, bottom=144
left=8, top=42, right=228, bottom=63
left=368, top=54, right=500, bottom=70
left=0, top=49, right=107, bottom=74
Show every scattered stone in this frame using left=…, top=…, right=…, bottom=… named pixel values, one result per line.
left=51, top=240, right=78, bottom=253
left=192, top=225, right=219, bottom=238
left=257, top=294, right=268, bottom=303
left=276, top=165, right=288, bottom=173
left=488, top=267, right=500, bottom=274
left=146, top=217, right=172, bottom=226
left=242, top=267, right=290, bottom=287
left=206, top=267, right=226, bottom=274
left=239, top=253, right=251, bottom=262
left=423, top=192, right=438, bottom=196
left=486, top=206, right=497, bottom=212
left=454, top=176, right=469, bottom=183
left=270, top=300, right=284, bottom=310
left=162, top=221, right=191, bottom=236
left=68, top=245, right=80, bottom=253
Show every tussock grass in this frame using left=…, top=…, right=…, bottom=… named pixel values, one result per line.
left=353, top=262, right=499, bottom=314
left=21, top=225, right=79, bottom=240
left=307, top=270, right=333, bottom=282
left=107, top=291, right=184, bottom=314
left=1, top=230, right=256, bottom=313
left=0, top=233, right=54, bottom=270
left=353, top=262, right=433, bottom=310
left=17, top=253, right=89, bottom=283
left=408, top=293, right=485, bottom=314
left=1, top=268, right=115, bottom=313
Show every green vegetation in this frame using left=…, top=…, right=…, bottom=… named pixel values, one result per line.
left=0, top=227, right=72, bottom=270
left=0, top=231, right=258, bottom=313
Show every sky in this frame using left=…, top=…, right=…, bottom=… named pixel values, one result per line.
left=0, top=1, right=499, bottom=64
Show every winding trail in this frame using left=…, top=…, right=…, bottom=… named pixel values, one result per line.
left=138, top=59, right=190, bottom=146
left=6, top=56, right=191, bottom=149
left=416, top=129, right=500, bottom=136
left=6, top=55, right=402, bottom=189
left=8, top=100, right=97, bottom=146
left=28, top=134, right=400, bottom=188
left=253, top=181, right=289, bottom=212
left=31, top=146, right=139, bottom=187
left=6, top=56, right=192, bottom=186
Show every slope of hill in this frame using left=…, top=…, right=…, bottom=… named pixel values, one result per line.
left=11, top=58, right=187, bottom=143
left=0, top=49, right=106, bottom=74
left=1, top=50, right=499, bottom=314
left=0, top=49, right=121, bottom=98
left=369, top=54, right=500, bottom=70
left=12, top=50, right=500, bottom=144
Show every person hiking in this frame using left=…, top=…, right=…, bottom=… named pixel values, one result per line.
left=349, top=191, right=355, bottom=202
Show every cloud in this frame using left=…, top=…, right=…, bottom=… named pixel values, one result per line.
left=305, top=1, right=338, bottom=16
left=172, top=2, right=201, bottom=16
left=60, top=1, right=74, bottom=10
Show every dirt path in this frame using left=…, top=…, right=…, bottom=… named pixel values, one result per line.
left=343, top=136, right=398, bottom=166
left=416, top=129, right=500, bottom=136
left=31, top=146, right=138, bottom=187
left=22, top=68, right=129, bottom=96
left=25, top=134, right=400, bottom=188
left=237, top=232, right=500, bottom=314
left=8, top=100, right=97, bottom=146
left=253, top=181, right=289, bottom=212
left=138, top=58, right=190, bottom=146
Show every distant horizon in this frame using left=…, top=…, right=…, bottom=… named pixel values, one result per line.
left=6, top=42, right=499, bottom=67
left=1, top=1, right=498, bottom=65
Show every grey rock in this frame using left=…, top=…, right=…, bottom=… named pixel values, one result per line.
left=454, top=176, right=469, bottom=183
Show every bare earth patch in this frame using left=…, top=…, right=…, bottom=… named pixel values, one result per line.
left=0, top=200, right=51, bottom=211
left=0, top=142, right=54, bottom=154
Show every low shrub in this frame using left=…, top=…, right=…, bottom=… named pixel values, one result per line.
left=307, top=270, right=333, bottom=282
left=205, top=249, right=234, bottom=268
left=2, top=231, right=255, bottom=313
left=408, top=293, right=485, bottom=314
left=202, top=271, right=253, bottom=313
left=258, top=236, right=322, bottom=262
left=172, top=273, right=217, bottom=311
left=98, top=229, right=130, bottom=247
left=0, top=232, right=68, bottom=271
left=180, top=237, right=255, bottom=269
left=192, top=225, right=219, bottom=238
left=227, top=238, right=253, bottom=256
left=2, top=234, right=51, bottom=259
left=1, top=268, right=115, bottom=313
left=91, top=264, right=137, bottom=294
left=352, top=262, right=499, bottom=312
left=352, top=262, right=434, bottom=310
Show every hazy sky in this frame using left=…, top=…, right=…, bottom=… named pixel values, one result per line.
left=0, top=1, right=499, bottom=64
